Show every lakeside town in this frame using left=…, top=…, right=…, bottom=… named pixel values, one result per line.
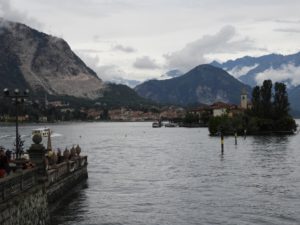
left=0, top=92, right=250, bottom=123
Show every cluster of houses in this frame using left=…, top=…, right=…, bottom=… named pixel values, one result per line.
left=108, top=106, right=186, bottom=121
left=189, top=90, right=252, bottom=120
left=0, top=91, right=252, bottom=122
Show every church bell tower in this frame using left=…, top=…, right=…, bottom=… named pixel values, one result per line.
left=241, top=89, right=248, bottom=109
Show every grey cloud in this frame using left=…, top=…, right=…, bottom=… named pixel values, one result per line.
left=76, top=52, right=117, bottom=80
left=255, top=64, right=300, bottom=87
left=112, top=44, right=136, bottom=53
left=0, top=0, right=42, bottom=29
left=164, top=25, right=256, bottom=72
left=273, top=28, right=300, bottom=33
left=94, top=64, right=140, bottom=87
left=133, top=56, right=160, bottom=70
left=75, top=48, right=104, bottom=54
left=25, top=0, right=134, bottom=18
left=76, top=52, right=139, bottom=86
left=273, top=19, right=300, bottom=24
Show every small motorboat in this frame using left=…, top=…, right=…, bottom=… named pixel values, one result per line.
left=32, top=127, right=52, bottom=137
left=152, top=121, right=161, bottom=128
left=165, top=122, right=177, bottom=128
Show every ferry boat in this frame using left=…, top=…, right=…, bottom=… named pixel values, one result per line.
left=165, top=122, right=177, bottom=128
left=32, top=128, right=52, bottom=137
left=152, top=121, right=161, bottom=128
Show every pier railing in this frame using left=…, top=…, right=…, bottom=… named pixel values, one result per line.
left=0, top=156, right=88, bottom=202
left=46, top=156, right=88, bottom=186
left=0, top=168, right=37, bottom=203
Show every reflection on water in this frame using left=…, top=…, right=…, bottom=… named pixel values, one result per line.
left=0, top=121, right=300, bottom=225
left=50, top=181, right=89, bottom=225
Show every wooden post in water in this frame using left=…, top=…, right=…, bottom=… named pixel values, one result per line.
left=234, top=131, right=237, bottom=145
left=221, top=132, right=224, bottom=154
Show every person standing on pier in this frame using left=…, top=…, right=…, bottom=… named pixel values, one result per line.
left=0, top=147, right=10, bottom=177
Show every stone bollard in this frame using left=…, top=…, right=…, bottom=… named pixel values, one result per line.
left=27, top=134, right=47, bottom=180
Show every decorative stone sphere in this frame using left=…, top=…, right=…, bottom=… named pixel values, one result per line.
left=32, top=134, right=42, bottom=144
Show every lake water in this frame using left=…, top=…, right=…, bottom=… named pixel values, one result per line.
left=1, top=122, right=300, bottom=225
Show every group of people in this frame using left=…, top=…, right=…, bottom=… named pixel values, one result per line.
left=46, top=145, right=82, bottom=168
left=0, top=144, right=82, bottom=177
left=0, top=145, right=36, bottom=178
left=0, top=146, right=12, bottom=178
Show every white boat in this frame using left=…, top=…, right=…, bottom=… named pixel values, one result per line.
left=152, top=121, right=161, bottom=128
left=32, top=128, right=52, bottom=137
left=165, top=122, right=177, bottom=128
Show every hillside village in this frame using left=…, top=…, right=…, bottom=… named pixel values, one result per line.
left=0, top=91, right=251, bottom=123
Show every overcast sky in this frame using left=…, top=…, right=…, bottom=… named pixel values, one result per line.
left=1, top=0, right=300, bottom=83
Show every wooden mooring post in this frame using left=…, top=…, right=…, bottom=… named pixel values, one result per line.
left=221, top=132, right=224, bottom=154
left=234, top=131, right=237, bottom=145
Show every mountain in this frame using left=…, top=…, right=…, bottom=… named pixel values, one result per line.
left=0, top=19, right=105, bottom=99
left=135, top=64, right=251, bottom=106
left=288, top=85, right=300, bottom=116
left=0, top=19, right=153, bottom=108
left=211, top=52, right=300, bottom=87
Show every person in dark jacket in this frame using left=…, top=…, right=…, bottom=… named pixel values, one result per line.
left=0, top=148, right=10, bottom=177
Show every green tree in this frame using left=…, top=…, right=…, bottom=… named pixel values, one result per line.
left=273, top=82, right=289, bottom=119
left=260, top=80, right=273, bottom=118
left=251, top=86, right=261, bottom=116
left=184, top=112, right=199, bottom=124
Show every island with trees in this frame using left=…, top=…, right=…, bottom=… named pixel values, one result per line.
left=209, top=80, right=298, bottom=135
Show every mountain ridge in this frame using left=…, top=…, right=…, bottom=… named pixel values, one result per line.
left=135, top=64, right=252, bottom=106
left=211, top=51, right=300, bottom=87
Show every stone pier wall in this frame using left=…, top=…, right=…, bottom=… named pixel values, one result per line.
left=0, top=168, right=50, bottom=225
left=0, top=186, right=49, bottom=225
left=0, top=156, right=88, bottom=225
left=46, top=157, right=88, bottom=204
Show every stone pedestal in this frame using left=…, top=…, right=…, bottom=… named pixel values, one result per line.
left=27, top=135, right=47, bottom=178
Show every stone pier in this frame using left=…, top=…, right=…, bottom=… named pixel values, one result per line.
left=0, top=136, right=88, bottom=225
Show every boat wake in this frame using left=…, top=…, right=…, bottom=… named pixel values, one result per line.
left=51, top=133, right=63, bottom=138
left=0, top=135, right=11, bottom=139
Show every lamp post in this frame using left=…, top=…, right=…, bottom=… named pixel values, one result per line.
left=3, top=88, right=29, bottom=159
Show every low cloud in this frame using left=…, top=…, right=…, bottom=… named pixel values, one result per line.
left=75, top=48, right=104, bottom=54
left=133, top=56, right=160, bottom=70
left=112, top=44, right=136, bottom=53
left=0, top=0, right=42, bottom=29
left=273, top=28, right=300, bottom=33
left=76, top=52, right=139, bottom=87
left=273, top=19, right=300, bottom=24
left=255, top=63, right=300, bottom=87
left=94, top=64, right=140, bottom=88
left=76, top=53, right=114, bottom=81
left=228, top=64, right=259, bottom=78
left=164, top=25, right=256, bottom=72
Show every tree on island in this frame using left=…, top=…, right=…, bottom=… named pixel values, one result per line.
left=273, top=82, right=290, bottom=119
left=208, top=80, right=297, bottom=135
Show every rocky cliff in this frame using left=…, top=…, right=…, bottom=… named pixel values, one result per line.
left=0, top=19, right=105, bottom=99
